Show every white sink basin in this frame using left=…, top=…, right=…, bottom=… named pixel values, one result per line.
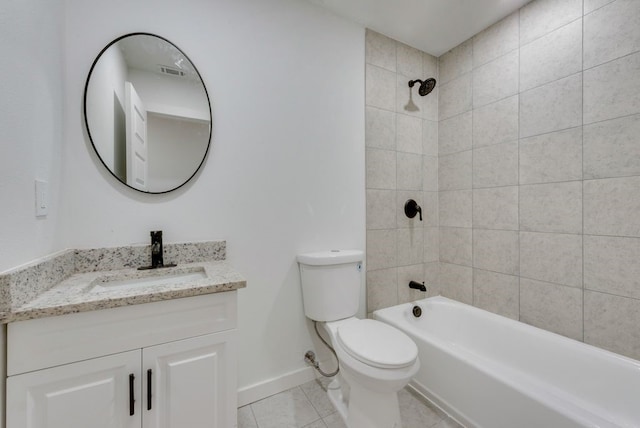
left=90, top=267, right=207, bottom=293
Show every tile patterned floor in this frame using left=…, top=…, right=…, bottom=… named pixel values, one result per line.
left=238, top=378, right=464, bottom=428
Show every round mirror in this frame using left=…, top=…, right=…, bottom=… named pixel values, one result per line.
left=84, top=33, right=211, bottom=193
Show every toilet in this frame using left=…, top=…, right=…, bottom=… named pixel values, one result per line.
left=297, top=250, right=419, bottom=428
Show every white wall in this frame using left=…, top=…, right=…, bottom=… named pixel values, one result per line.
left=0, top=0, right=64, bottom=273
left=61, top=0, right=365, bottom=397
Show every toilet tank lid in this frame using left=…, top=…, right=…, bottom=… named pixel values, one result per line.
left=297, top=250, right=363, bottom=266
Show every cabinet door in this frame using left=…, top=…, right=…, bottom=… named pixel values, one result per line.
left=142, top=331, right=237, bottom=428
left=7, top=350, right=141, bottom=428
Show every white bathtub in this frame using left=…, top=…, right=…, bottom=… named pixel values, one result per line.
left=373, top=296, right=640, bottom=428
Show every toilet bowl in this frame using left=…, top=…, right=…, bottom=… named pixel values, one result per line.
left=297, top=249, right=419, bottom=428
left=322, top=318, right=419, bottom=428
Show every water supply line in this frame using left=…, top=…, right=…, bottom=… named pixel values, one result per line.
left=304, top=321, right=339, bottom=377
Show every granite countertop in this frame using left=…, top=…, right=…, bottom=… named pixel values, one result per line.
left=0, top=241, right=246, bottom=323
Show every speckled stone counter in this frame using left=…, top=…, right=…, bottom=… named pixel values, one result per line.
left=0, top=241, right=246, bottom=323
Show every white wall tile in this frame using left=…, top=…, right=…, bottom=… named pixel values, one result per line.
left=397, top=152, right=423, bottom=190
left=367, top=229, right=397, bottom=270
left=397, top=73, right=424, bottom=118
left=520, top=231, right=583, bottom=288
left=520, top=73, right=582, bottom=138
left=584, top=51, right=640, bottom=124
left=520, top=278, right=583, bottom=341
left=424, top=227, right=439, bottom=263
left=421, top=191, right=439, bottom=227
left=366, top=64, right=396, bottom=111
left=584, top=0, right=615, bottom=14
left=439, top=190, right=472, bottom=228
left=366, top=148, right=396, bottom=189
left=423, top=155, right=438, bottom=192
left=520, top=127, right=583, bottom=184
left=520, top=0, right=583, bottom=46
left=473, top=12, right=519, bottom=68
left=366, top=267, right=398, bottom=311
left=439, top=227, right=472, bottom=266
left=365, top=30, right=396, bottom=71
left=423, top=53, right=438, bottom=79
left=439, top=111, right=472, bottom=155
left=397, top=42, right=424, bottom=77
left=473, top=186, right=519, bottom=230
left=584, top=0, right=640, bottom=69
left=422, top=262, right=440, bottom=298
left=422, top=119, right=438, bottom=156
left=396, top=114, right=423, bottom=154
left=584, top=291, right=640, bottom=360
left=438, top=73, right=472, bottom=120
left=366, top=189, right=396, bottom=229
left=473, top=95, right=519, bottom=148
left=439, top=150, right=472, bottom=191
left=584, top=176, right=640, bottom=237
left=397, top=227, right=424, bottom=266
left=473, top=269, right=519, bottom=320
left=438, top=40, right=472, bottom=85
left=366, top=107, right=396, bottom=150
left=584, top=114, right=640, bottom=179
left=584, top=235, right=640, bottom=299
left=422, top=86, right=439, bottom=121
left=473, top=229, right=519, bottom=275
left=473, top=50, right=519, bottom=108
left=398, top=264, right=428, bottom=303
left=473, top=141, right=518, bottom=188
left=439, top=263, right=473, bottom=304
left=398, top=191, right=426, bottom=228
left=520, top=19, right=582, bottom=92
left=520, top=181, right=582, bottom=234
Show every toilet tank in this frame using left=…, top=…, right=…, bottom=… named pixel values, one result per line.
left=297, top=250, right=363, bottom=322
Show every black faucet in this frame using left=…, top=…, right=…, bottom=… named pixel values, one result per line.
left=151, top=231, right=164, bottom=268
left=409, top=280, right=427, bottom=292
left=138, top=230, right=176, bottom=270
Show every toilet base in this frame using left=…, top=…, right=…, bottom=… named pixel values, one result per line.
left=326, top=377, right=402, bottom=428
left=326, top=378, right=348, bottom=422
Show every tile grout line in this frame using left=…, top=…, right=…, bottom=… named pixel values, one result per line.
left=517, top=7, right=522, bottom=321
left=581, top=0, right=586, bottom=343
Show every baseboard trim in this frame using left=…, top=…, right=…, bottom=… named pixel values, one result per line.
left=238, top=366, right=316, bottom=407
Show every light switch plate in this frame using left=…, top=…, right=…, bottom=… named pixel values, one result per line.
left=35, top=180, right=48, bottom=217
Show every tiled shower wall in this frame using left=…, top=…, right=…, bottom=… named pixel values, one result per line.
left=437, top=0, right=640, bottom=360
left=364, top=30, right=440, bottom=317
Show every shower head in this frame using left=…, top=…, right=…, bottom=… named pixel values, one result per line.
left=408, top=78, right=437, bottom=96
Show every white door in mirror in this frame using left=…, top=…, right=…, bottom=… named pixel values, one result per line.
left=125, top=82, right=148, bottom=191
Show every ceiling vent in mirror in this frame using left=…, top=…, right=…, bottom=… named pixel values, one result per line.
left=158, top=65, right=186, bottom=77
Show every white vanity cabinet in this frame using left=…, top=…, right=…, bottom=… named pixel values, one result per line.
left=5, top=292, right=238, bottom=428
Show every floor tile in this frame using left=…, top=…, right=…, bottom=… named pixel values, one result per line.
left=250, top=387, right=320, bottom=428
left=323, top=412, right=348, bottom=428
left=247, top=380, right=462, bottom=428
left=238, top=405, right=258, bottom=428
left=302, top=420, right=327, bottom=428
left=399, top=388, right=446, bottom=427
left=300, top=379, right=336, bottom=418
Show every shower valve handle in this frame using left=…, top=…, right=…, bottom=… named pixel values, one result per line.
left=404, top=199, right=422, bottom=221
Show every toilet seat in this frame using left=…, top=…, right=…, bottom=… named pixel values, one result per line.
left=336, top=319, right=418, bottom=369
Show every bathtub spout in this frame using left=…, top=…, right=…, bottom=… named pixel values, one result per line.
left=409, top=281, right=426, bottom=292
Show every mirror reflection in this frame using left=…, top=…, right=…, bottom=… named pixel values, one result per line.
left=84, top=33, right=211, bottom=193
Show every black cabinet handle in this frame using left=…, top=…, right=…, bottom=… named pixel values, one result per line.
left=129, top=374, right=135, bottom=416
left=147, top=369, right=152, bottom=410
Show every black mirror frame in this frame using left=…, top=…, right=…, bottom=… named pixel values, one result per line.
left=83, top=32, right=212, bottom=194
